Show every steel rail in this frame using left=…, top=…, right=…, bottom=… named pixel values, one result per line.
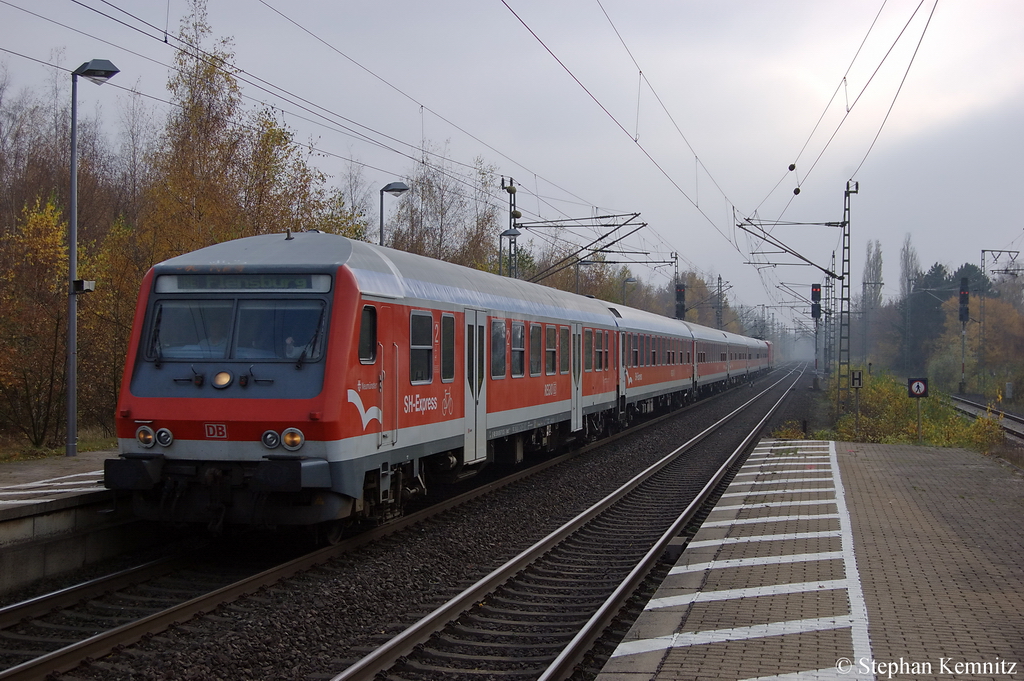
left=950, top=395, right=1024, bottom=441
left=0, top=556, right=185, bottom=630
left=329, top=366, right=801, bottom=681
left=539, top=366, right=803, bottom=680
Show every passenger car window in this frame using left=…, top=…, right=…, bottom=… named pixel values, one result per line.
left=491, top=319, right=507, bottom=379
left=546, top=325, right=557, bottom=375
left=530, top=324, right=542, bottom=376
left=512, top=322, right=525, bottom=378
left=410, top=311, right=433, bottom=383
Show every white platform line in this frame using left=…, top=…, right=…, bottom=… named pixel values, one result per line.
left=734, top=471, right=833, bottom=478
left=736, top=477, right=843, bottom=485
left=720, top=487, right=835, bottom=498
left=745, top=456, right=831, bottom=462
left=611, top=616, right=855, bottom=657
left=742, top=459, right=831, bottom=469
left=700, top=513, right=839, bottom=528
left=646, top=579, right=849, bottom=610
left=687, top=529, right=841, bottom=549
left=0, top=487, right=105, bottom=497
left=741, top=667, right=854, bottom=681
left=829, top=440, right=874, bottom=668
left=711, top=499, right=837, bottom=511
left=669, top=551, right=845, bottom=576
left=0, top=471, right=104, bottom=489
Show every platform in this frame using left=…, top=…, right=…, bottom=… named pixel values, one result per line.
left=597, top=440, right=1024, bottom=680
left=0, top=449, right=115, bottom=512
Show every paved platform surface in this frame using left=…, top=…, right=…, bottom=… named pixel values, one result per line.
left=0, top=449, right=116, bottom=511
left=598, top=440, right=1024, bottom=680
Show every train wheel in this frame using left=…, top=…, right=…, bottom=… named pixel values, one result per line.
left=319, top=519, right=348, bottom=546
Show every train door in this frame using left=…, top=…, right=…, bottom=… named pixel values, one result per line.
left=618, top=331, right=628, bottom=414
left=378, top=305, right=397, bottom=448
left=571, top=323, right=582, bottom=432
left=464, top=309, right=487, bottom=464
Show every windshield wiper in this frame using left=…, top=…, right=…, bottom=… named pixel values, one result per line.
left=295, top=308, right=326, bottom=370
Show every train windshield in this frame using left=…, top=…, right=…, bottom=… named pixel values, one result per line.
left=148, top=299, right=326, bottom=362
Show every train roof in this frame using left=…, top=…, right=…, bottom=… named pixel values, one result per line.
left=152, top=232, right=766, bottom=347
left=153, top=232, right=615, bottom=326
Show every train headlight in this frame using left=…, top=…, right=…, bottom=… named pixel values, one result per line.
left=136, top=426, right=155, bottom=448
left=212, top=371, right=233, bottom=389
left=281, top=428, right=304, bottom=451
left=261, top=430, right=281, bottom=449
left=155, top=428, right=174, bottom=447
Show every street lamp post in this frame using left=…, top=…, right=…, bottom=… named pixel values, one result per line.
left=67, top=59, right=118, bottom=458
left=378, top=181, right=409, bottom=246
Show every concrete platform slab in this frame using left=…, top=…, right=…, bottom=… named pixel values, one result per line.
left=597, top=440, right=1024, bottom=680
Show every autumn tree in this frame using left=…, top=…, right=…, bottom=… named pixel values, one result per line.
left=0, top=200, right=68, bottom=446
left=389, top=150, right=499, bottom=269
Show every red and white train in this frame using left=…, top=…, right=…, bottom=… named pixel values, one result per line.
left=105, top=231, right=772, bottom=533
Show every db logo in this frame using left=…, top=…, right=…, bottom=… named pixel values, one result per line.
left=204, top=423, right=228, bottom=439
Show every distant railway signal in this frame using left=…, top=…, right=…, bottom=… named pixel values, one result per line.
left=674, top=283, right=685, bottom=319
left=959, top=277, right=969, bottom=323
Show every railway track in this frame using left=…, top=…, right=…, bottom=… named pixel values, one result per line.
left=951, top=395, right=1024, bottom=443
left=330, top=366, right=803, bottom=681
left=0, top=368, right=795, bottom=681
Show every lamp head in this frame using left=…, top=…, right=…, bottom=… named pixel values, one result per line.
left=382, top=181, right=409, bottom=197
left=73, top=59, right=119, bottom=85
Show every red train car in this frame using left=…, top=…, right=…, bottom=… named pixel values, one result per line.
left=105, top=232, right=771, bottom=535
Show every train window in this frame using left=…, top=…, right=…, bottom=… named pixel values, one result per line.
left=651, top=337, right=657, bottom=366
left=545, top=326, right=557, bottom=375
left=530, top=324, right=542, bottom=376
left=359, top=306, right=377, bottom=363
left=151, top=299, right=329, bottom=363
left=511, top=322, right=525, bottom=378
left=584, top=329, right=593, bottom=372
left=560, top=327, right=570, bottom=374
left=603, top=331, right=610, bottom=370
left=149, top=300, right=234, bottom=360
left=622, top=333, right=628, bottom=368
left=631, top=334, right=639, bottom=367
left=237, top=300, right=326, bottom=362
left=441, top=314, right=455, bottom=381
left=595, top=329, right=603, bottom=371
left=410, top=311, right=433, bottom=384
left=491, top=319, right=507, bottom=379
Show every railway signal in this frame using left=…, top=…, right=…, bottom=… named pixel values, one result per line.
left=674, top=282, right=686, bottom=320
left=810, top=284, right=821, bottom=319
left=959, top=277, right=969, bottom=323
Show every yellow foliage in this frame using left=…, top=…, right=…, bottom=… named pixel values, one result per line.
left=0, top=199, right=69, bottom=445
left=829, top=371, right=1004, bottom=452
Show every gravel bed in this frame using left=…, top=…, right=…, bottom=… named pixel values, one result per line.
left=64, top=375, right=788, bottom=681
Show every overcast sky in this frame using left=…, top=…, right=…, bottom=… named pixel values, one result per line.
left=2, top=0, right=1023, bottom=330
